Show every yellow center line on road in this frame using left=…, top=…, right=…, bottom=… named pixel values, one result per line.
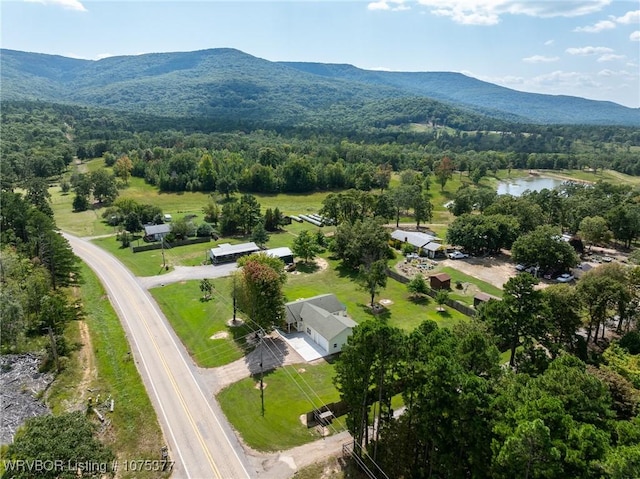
left=129, top=294, right=223, bottom=479
left=75, top=239, right=223, bottom=479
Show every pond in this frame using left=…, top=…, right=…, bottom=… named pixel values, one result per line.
left=496, top=176, right=565, bottom=196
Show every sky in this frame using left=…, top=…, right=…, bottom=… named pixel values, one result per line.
left=1, top=0, right=639, bottom=108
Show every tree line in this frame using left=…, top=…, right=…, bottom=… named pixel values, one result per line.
left=336, top=264, right=640, bottom=478
left=3, top=101, right=640, bottom=195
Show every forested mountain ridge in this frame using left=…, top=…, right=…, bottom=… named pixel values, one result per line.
left=2, top=48, right=638, bottom=127
left=281, top=61, right=639, bottom=126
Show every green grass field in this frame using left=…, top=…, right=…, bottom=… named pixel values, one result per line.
left=149, top=279, right=253, bottom=368
left=149, top=252, right=467, bottom=369
left=217, top=361, right=344, bottom=451
left=54, top=265, right=167, bottom=478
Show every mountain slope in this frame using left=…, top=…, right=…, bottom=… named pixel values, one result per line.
left=1, top=48, right=638, bottom=127
left=280, top=61, right=639, bottom=125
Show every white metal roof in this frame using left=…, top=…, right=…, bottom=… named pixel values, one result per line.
left=209, top=242, right=259, bottom=258
left=391, top=230, right=437, bottom=248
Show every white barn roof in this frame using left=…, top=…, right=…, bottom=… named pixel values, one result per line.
left=209, top=242, right=259, bottom=259
left=391, top=230, right=437, bottom=248
left=265, top=247, right=293, bottom=259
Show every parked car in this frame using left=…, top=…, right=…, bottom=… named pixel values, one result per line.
left=556, top=273, right=575, bottom=283
left=448, top=251, right=469, bottom=260
left=515, top=264, right=526, bottom=271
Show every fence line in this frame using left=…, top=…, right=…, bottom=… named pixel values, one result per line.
left=386, top=268, right=477, bottom=317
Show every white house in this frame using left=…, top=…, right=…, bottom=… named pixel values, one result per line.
left=284, top=294, right=356, bottom=355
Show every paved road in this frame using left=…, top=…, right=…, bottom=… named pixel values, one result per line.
left=65, top=234, right=253, bottom=479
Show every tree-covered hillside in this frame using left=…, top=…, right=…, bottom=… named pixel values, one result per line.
left=2, top=48, right=638, bottom=127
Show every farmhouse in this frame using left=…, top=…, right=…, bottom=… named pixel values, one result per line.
left=209, top=242, right=260, bottom=264
left=391, top=229, right=443, bottom=258
left=265, top=247, right=294, bottom=265
left=144, top=224, right=171, bottom=242
left=284, top=294, right=356, bottom=355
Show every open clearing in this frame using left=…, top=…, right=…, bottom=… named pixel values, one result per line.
left=438, top=255, right=517, bottom=290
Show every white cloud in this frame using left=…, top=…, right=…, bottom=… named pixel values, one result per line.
left=24, top=0, right=87, bottom=12
left=416, top=0, right=611, bottom=26
left=631, top=31, right=640, bottom=42
left=95, top=53, right=115, bottom=60
left=616, top=10, right=640, bottom=24
left=573, top=20, right=615, bottom=33
left=597, top=53, right=625, bottom=62
left=522, top=55, right=560, bottom=63
left=597, top=69, right=636, bottom=79
left=368, top=0, right=409, bottom=12
left=544, top=39, right=555, bottom=46
left=530, top=70, right=601, bottom=88
left=566, top=46, right=613, bottom=55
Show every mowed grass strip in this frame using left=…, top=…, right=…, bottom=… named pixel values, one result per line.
left=217, top=361, right=344, bottom=451
left=76, top=264, right=168, bottom=478
left=150, top=278, right=251, bottom=368
left=437, top=266, right=504, bottom=305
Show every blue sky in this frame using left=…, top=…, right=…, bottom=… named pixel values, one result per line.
left=2, top=0, right=639, bottom=107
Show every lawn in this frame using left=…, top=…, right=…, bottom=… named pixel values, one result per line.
left=89, top=221, right=329, bottom=278
left=284, top=254, right=467, bottom=331
left=217, top=361, right=345, bottom=451
left=150, top=278, right=253, bottom=368
left=89, top=235, right=232, bottom=278
left=149, top=251, right=467, bottom=369
left=51, top=265, right=168, bottom=478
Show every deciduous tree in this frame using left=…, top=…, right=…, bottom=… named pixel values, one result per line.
left=291, top=230, right=320, bottom=263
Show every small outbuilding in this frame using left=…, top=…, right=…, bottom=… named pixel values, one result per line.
left=430, top=273, right=451, bottom=290
left=473, top=292, right=499, bottom=308
left=422, top=242, right=443, bottom=259
left=265, top=247, right=294, bottom=265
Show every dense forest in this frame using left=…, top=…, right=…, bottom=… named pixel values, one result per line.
left=2, top=101, right=640, bottom=198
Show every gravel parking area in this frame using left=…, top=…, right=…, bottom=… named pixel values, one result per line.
left=437, top=254, right=517, bottom=289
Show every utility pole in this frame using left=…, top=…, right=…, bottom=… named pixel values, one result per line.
left=161, top=236, right=166, bottom=269
left=259, top=328, right=265, bottom=417
left=232, top=275, right=237, bottom=324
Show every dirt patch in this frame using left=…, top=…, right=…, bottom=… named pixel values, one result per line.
left=379, top=299, right=393, bottom=305
left=76, top=320, right=97, bottom=404
left=297, top=368, right=306, bottom=373
left=210, top=331, right=229, bottom=340
left=255, top=381, right=267, bottom=390
left=227, top=318, right=245, bottom=327
left=439, top=256, right=516, bottom=289
left=455, top=283, right=481, bottom=296
left=315, top=258, right=328, bottom=271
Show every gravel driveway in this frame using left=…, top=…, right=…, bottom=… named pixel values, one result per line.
left=137, top=263, right=238, bottom=289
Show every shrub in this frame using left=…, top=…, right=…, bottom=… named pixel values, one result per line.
left=196, top=222, right=213, bottom=237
